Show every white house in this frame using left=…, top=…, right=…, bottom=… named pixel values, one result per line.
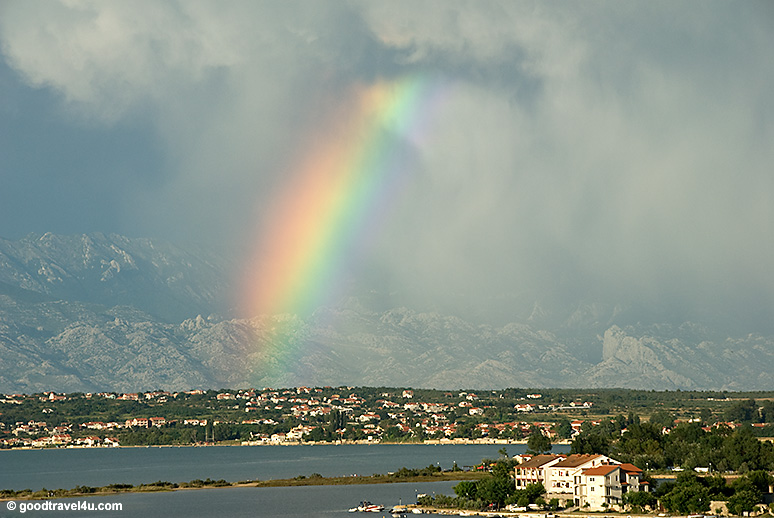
left=576, top=464, right=622, bottom=509
left=514, top=454, right=566, bottom=488
left=574, top=462, right=647, bottom=510
left=545, top=454, right=614, bottom=504
left=514, top=454, right=648, bottom=510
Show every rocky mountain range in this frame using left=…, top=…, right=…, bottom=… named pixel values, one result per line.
left=0, top=232, right=771, bottom=393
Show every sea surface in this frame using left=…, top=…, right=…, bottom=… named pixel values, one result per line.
left=3, top=481, right=459, bottom=518
left=0, top=443, right=570, bottom=517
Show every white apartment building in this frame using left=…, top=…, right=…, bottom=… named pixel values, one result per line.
left=546, top=454, right=614, bottom=504
left=577, top=464, right=622, bottom=509
left=514, top=454, right=647, bottom=510
left=514, top=454, right=566, bottom=488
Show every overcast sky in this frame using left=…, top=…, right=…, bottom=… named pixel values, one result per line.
left=1, top=1, right=772, bottom=329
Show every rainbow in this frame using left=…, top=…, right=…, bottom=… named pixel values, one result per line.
left=238, top=75, right=447, bottom=380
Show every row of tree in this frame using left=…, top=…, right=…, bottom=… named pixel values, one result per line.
left=651, top=471, right=774, bottom=515
left=419, top=452, right=554, bottom=512
left=570, top=413, right=774, bottom=473
left=722, top=399, right=774, bottom=424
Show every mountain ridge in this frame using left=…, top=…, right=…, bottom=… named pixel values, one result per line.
left=0, top=232, right=771, bottom=393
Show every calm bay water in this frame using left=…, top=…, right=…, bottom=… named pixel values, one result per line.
left=0, top=443, right=570, bottom=491
left=2, top=482, right=460, bottom=518
left=0, top=443, right=570, bottom=517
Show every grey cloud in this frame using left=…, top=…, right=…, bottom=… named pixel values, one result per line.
left=1, top=1, right=772, bottom=331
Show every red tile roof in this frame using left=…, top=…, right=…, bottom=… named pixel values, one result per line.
left=517, top=454, right=565, bottom=469
left=618, top=463, right=642, bottom=474
left=583, top=465, right=620, bottom=476
left=553, top=454, right=603, bottom=468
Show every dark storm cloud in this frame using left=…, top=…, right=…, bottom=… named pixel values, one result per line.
left=0, top=1, right=771, bottom=329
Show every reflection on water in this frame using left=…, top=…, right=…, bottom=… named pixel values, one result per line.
left=0, top=443, right=567, bottom=491
left=24, top=482, right=459, bottom=518
left=0, top=444, right=571, bottom=518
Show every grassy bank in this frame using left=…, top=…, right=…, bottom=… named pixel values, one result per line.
left=250, top=470, right=486, bottom=487
left=0, top=470, right=487, bottom=501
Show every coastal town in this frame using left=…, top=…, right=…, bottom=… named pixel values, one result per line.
left=0, top=387, right=591, bottom=448
left=1, top=387, right=772, bottom=449
left=3, top=387, right=774, bottom=515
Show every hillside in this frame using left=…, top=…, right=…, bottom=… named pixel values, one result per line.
left=0, top=233, right=771, bottom=392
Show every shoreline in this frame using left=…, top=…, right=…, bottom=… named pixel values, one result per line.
left=0, top=439, right=527, bottom=451
left=0, top=438, right=573, bottom=452
left=416, top=509, right=659, bottom=518
left=0, top=471, right=486, bottom=502
left=0, top=481, right=665, bottom=518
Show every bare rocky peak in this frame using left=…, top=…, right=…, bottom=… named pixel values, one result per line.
left=0, top=233, right=772, bottom=393
left=0, top=233, right=228, bottom=322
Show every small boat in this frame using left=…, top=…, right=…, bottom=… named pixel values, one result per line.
left=350, top=501, right=385, bottom=513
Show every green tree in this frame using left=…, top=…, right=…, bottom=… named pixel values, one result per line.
left=454, top=480, right=478, bottom=499
left=571, top=432, right=609, bottom=455
left=327, top=409, right=346, bottom=434
left=523, top=482, right=545, bottom=503
left=555, top=418, right=573, bottom=440
left=660, top=473, right=711, bottom=514
left=740, top=470, right=774, bottom=493
left=721, top=428, right=768, bottom=471
left=726, top=489, right=761, bottom=516
left=305, top=426, right=327, bottom=442
left=617, top=421, right=664, bottom=459
left=726, top=472, right=768, bottom=516
left=623, top=490, right=656, bottom=510
left=527, top=429, right=552, bottom=454
left=648, top=410, right=676, bottom=430
left=705, top=475, right=732, bottom=500
left=492, top=460, right=516, bottom=480
left=724, top=399, right=758, bottom=423
left=476, top=476, right=513, bottom=509
left=383, top=425, right=404, bottom=441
